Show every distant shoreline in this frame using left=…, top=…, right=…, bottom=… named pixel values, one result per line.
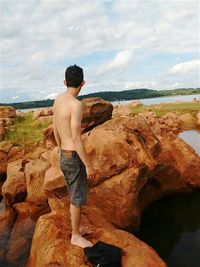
left=1, top=88, right=200, bottom=110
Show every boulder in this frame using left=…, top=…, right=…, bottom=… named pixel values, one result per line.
left=0, top=106, right=16, bottom=118
left=81, top=116, right=200, bottom=230
left=82, top=116, right=160, bottom=187
left=2, top=159, right=28, bottom=206
left=81, top=97, right=113, bottom=133
left=179, top=113, right=196, bottom=130
left=27, top=208, right=167, bottom=267
left=0, top=141, right=13, bottom=153
left=0, top=125, right=6, bottom=141
left=112, top=104, right=133, bottom=118
left=25, top=159, right=51, bottom=203
left=43, top=166, right=65, bottom=193
left=32, top=116, right=53, bottom=127
left=196, top=111, right=200, bottom=127
left=43, top=125, right=57, bottom=149
left=33, top=107, right=53, bottom=120
left=0, top=150, right=8, bottom=175
left=130, top=99, right=143, bottom=107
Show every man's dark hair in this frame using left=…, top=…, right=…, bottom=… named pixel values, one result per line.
left=65, top=64, right=84, bottom=88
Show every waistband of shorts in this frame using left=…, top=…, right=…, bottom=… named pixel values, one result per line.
left=60, top=149, right=77, bottom=158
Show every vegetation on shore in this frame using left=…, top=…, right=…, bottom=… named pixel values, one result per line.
left=4, top=112, right=50, bottom=147
left=0, top=88, right=199, bottom=110
left=2, top=101, right=199, bottom=148
left=130, top=101, right=200, bottom=117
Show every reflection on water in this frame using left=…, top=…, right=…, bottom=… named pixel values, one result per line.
left=179, top=130, right=200, bottom=155
left=134, top=191, right=200, bottom=267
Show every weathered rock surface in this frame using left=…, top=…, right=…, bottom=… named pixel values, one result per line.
left=2, top=159, right=28, bottom=206
left=0, top=141, right=13, bottom=154
left=179, top=113, right=197, bottom=130
left=130, top=99, right=143, bottom=107
left=33, top=116, right=53, bottom=127
left=25, top=159, right=51, bottom=204
left=0, top=125, right=6, bottom=141
left=33, top=107, right=53, bottom=120
left=42, top=115, right=200, bottom=231
left=27, top=207, right=167, bottom=267
left=1, top=105, right=200, bottom=267
left=112, top=104, right=133, bottom=118
left=0, top=106, right=16, bottom=119
left=139, top=111, right=182, bottom=135
left=196, top=111, right=200, bottom=127
left=81, top=97, right=113, bottom=133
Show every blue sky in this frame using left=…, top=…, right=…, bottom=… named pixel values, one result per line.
left=0, top=0, right=199, bottom=103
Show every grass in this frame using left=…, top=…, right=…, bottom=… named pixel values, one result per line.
left=4, top=112, right=51, bottom=147
left=130, top=101, right=200, bottom=118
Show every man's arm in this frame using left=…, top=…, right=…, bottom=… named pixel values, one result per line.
left=71, top=101, right=90, bottom=167
left=53, top=103, right=61, bottom=148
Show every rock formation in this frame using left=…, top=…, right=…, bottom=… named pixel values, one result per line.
left=0, top=99, right=199, bottom=267
left=0, top=106, right=16, bottom=141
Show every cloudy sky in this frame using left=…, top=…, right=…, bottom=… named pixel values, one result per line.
left=0, top=0, right=199, bottom=103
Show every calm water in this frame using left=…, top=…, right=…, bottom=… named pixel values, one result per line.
left=135, top=191, right=200, bottom=267
left=179, top=130, right=200, bottom=155
left=19, top=94, right=200, bottom=112
left=134, top=130, right=200, bottom=267
left=111, top=94, right=200, bottom=106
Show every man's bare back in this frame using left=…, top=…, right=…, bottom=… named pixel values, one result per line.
left=52, top=65, right=96, bottom=248
left=53, top=91, right=81, bottom=150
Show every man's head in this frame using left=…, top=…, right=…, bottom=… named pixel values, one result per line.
left=64, top=64, right=85, bottom=89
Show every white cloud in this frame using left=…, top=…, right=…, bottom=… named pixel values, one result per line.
left=97, top=50, right=133, bottom=75
left=0, top=0, right=199, bottom=102
left=11, top=96, right=19, bottom=100
left=124, top=81, right=157, bottom=90
left=169, top=60, right=200, bottom=75
left=43, top=92, right=59, bottom=100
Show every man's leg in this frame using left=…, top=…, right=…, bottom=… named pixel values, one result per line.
left=70, top=203, right=93, bottom=248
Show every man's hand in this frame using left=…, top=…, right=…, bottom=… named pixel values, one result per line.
left=85, top=164, right=96, bottom=180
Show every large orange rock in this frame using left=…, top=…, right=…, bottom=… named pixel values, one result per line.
left=33, top=107, right=53, bottom=120
left=82, top=116, right=199, bottom=229
left=2, top=159, right=28, bottom=206
left=32, top=116, right=53, bottom=127
left=179, top=113, right=196, bottom=130
left=196, top=111, right=200, bottom=127
left=82, top=116, right=160, bottom=187
left=0, top=106, right=16, bottom=118
left=0, top=141, right=13, bottom=153
left=0, top=125, right=6, bottom=141
left=25, top=159, right=51, bottom=203
left=81, top=97, right=113, bottom=133
left=27, top=207, right=167, bottom=267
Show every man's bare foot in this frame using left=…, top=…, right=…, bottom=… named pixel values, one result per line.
left=79, top=226, right=96, bottom=236
left=71, top=234, right=93, bottom=248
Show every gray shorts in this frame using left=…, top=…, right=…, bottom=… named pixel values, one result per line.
left=60, top=149, right=88, bottom=206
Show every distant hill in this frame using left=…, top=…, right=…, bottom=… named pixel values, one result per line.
left=0, top=88, right=199, bottom=110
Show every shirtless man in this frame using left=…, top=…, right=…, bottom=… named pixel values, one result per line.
left=52, top=65, right=96, bottom=248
